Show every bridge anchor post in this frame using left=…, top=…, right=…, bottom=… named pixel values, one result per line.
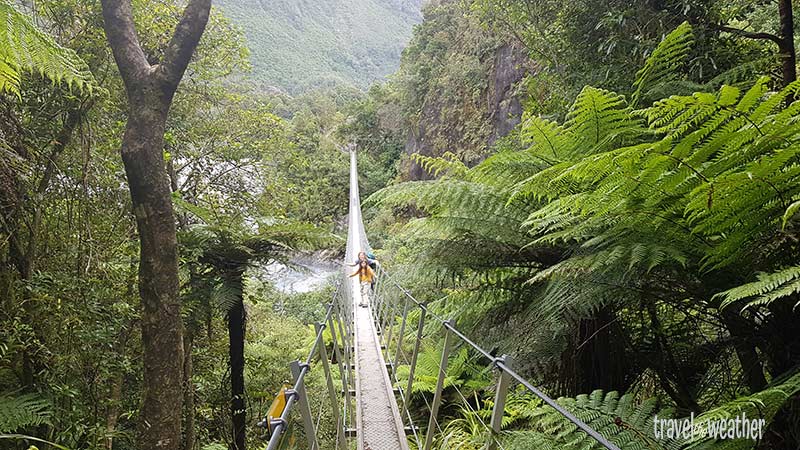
left=315, top=322, right=348, bottom=450
left=488, top=355, right=513, bottom=450
left=403, top=302, right=427, bottom=418
left=290, top=360, right=318, bottom=450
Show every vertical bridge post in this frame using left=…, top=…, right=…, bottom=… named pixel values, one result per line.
left=383, top=288, right=399, bottom=364
left=424, top=319, right=456, bottom=450
left=333, top=300, right=352, bottom=430
left=488, top=355, right=513, bottom=450
left=394, top=297, right=410, bottom=374
left=290, top=360, right=318, bottom=450
left=327, top=307, right=347, bottom=398
left=315, top=322, right=348, bottom=450
left=403, top=302, right=427, bottom=417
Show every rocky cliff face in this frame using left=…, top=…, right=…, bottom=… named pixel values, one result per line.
left=402, top=39, right=532, bottom=181
left=488, top=44, right=530, bottom=146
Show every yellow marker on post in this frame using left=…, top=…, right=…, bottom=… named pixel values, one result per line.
left=266, top=387, right=288, bottom=436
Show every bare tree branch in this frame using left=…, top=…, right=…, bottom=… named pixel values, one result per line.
left=715, top=24, right=782, bottom=46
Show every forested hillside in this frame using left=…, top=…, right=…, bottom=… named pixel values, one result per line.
left=2, top=0, right=800, bottom=449
left=216, top=0, right=422, bottom=92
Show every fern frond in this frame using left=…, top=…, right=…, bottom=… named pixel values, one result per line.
left=412, top=152, right=468, bottom=179
left=716, top=266, right=800, bottom=312
left=686, top=370, right=800, bottom=448
left=0, top=393, right=51, bottom=433
left=631, top=21, right=694, bottom=107
left=566, top=86, right=644, bottom=155
left=512, top=390, right=679, bottom=450
left=0, top=1, right=95, bottom=95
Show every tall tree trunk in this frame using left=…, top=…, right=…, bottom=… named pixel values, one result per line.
left=574, top=308, right=630, bottom=395
left=647, top=302, right=701, bottom=414
left=105, top=371, right=124, bottom=450
left=763, top=301, right=800, bottom=376
left=99, top=1, right=211, bottom=449
left=720, top=311, right=767, bottom=392
left=183, top=331, right=196, bottom=450
left=778, top=0, right=796, bottom=87
left=226, top=271, right=247, bottom=450
left=124, top=89, right=185, bottom=450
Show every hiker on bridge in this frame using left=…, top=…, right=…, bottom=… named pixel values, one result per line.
left=349, top=260, right=376, bottom=307
left=348, top=251, right=378, bottom=291
left=349, top=250, right=377, bottom=270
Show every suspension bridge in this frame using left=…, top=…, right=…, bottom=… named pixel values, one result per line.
left=262, top=150, right=620, bottom=450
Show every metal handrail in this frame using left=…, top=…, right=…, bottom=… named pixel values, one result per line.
left=373, top=267, right=622, bottom=450
left=263, top=282, right=349, bottom=450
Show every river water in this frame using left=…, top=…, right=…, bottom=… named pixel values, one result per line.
left=262, top=259, right=340, bottom=294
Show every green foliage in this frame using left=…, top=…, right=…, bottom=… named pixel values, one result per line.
left=395, top=346, right=489, bottom=396
left=631, top=22, right=695, bottom=107
left=687, top=371, right=800, bottom=449
left=389, top=0, right=506, bottom=171
left=470, top=0, right=773, bottom=111
left=0, top=1, right=94, bottom=95
left=372, top=18, right=800, bottom=448
left=717, top=266, right=800, bottom=312
left=411, top=152, right=468, bottom=179
left=505, top=390, right=677, bottom=450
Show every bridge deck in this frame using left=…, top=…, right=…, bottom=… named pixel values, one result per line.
left=347, top=149, right=408, bottom=450
left=354, top=297, right=408, bottom=450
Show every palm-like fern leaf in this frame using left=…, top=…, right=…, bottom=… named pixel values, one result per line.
left=516, top=390, right=679, bottom=450
left=0, top=1, right=94, bottom=95
left=412, top=151, right=468, bottom=179
left=716, top=266, right=800, bottom=312
left=631, top=21, right=694, bottom=107
left=685, top=370, right=800, bottom=448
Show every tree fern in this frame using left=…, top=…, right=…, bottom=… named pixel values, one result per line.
left=509, top=390, right=679, bottom=450
left=685, top=370, right=800, bottom=449
left=564, top=86, right=645, bottom=156
left=372, top=23, right=800, bottom=446
left=412, top=151, right=468, bottom=179
left=394, top=346, right=489, bottom=396
left=631, top=21, right=694, bottom=107
left=0, top=1, right=95, bottom=95
left=0, top=393, right=51, bottom=433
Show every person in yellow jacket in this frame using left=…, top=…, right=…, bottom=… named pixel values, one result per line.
left=349, top=260, right=376, bottom=307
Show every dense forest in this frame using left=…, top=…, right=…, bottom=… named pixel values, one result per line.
left=215, top=0, right=422, bottom=93
left=2, top=0, right=800, bottom=450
